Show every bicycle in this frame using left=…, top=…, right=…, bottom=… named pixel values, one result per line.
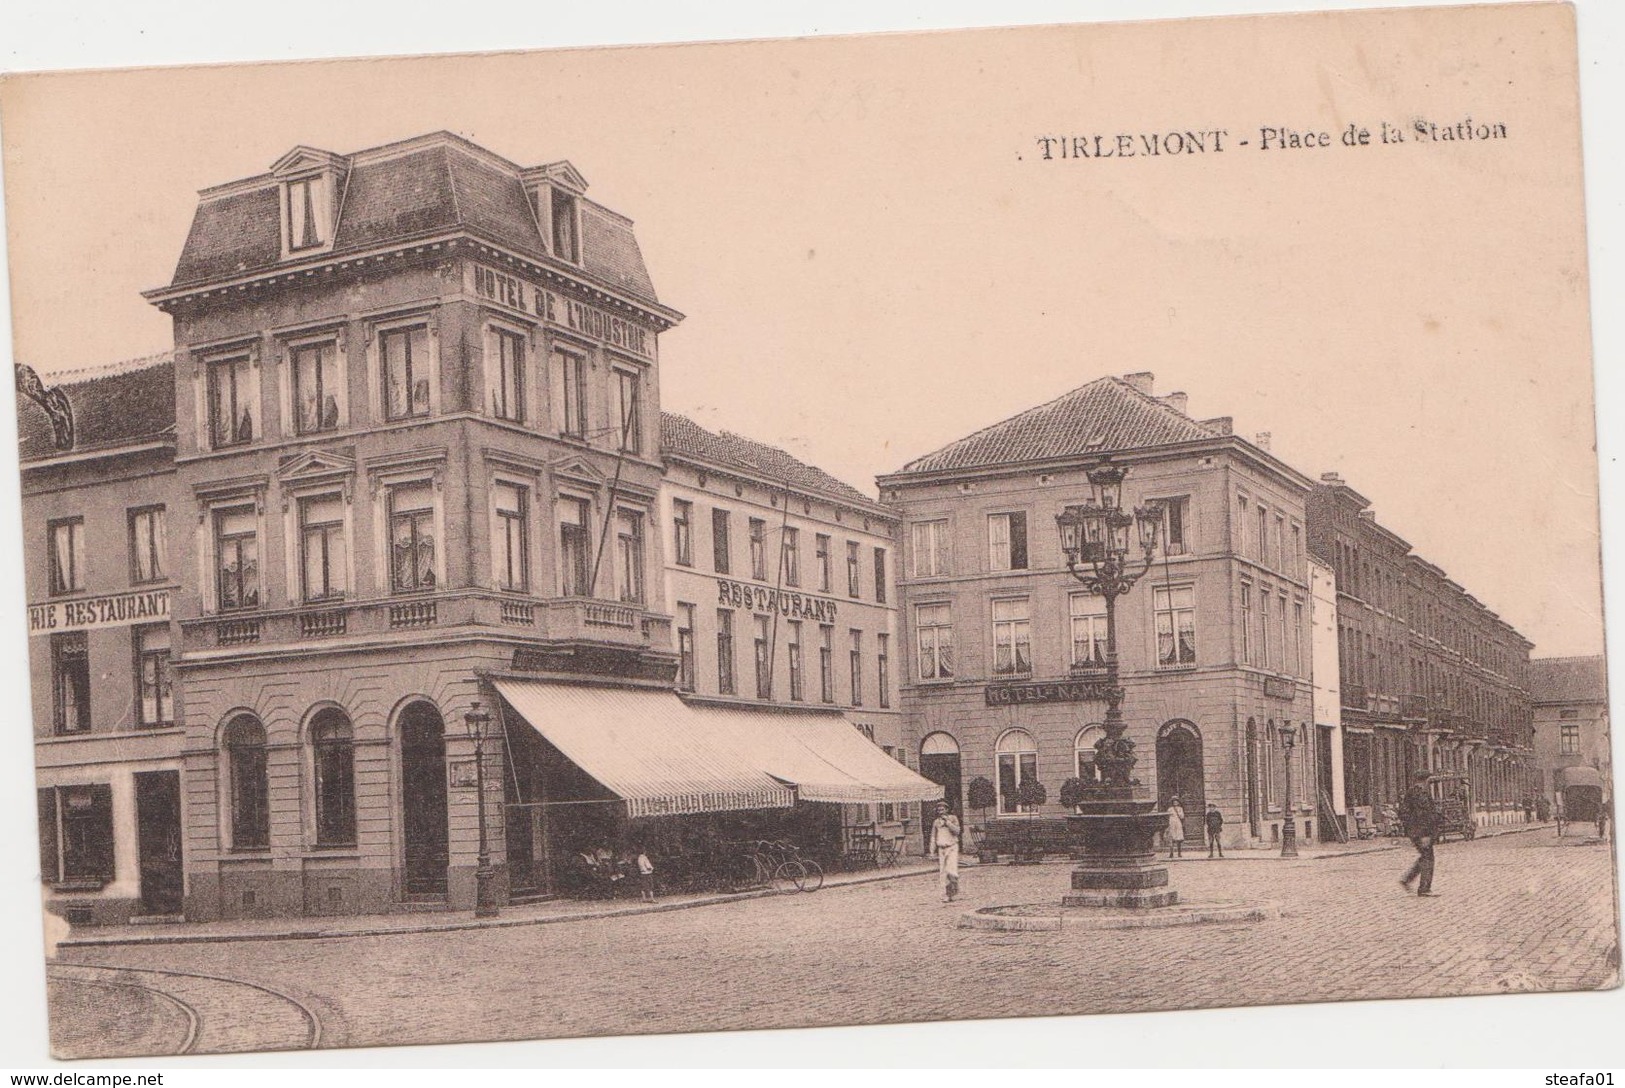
left=758, top=838, right=825, bottom=893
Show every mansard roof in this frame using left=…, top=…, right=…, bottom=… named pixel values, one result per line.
left=162, top=132, right=659, bottom=306
left=891, top=375, right=1225, bottom=476
left=15, top=354, right=176, bottom=462
left=661, top=412, right=881, bottom=511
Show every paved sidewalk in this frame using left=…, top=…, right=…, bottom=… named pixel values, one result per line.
left=1158, top=818, right=1560, bottom=864
left=55, top=861, right=938, bottom=950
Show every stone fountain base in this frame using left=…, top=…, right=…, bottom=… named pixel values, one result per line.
left=1062, top=791, right=1177, bottom=908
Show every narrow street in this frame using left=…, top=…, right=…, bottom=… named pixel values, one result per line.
left=48, top=830, right=1620, bottom=1059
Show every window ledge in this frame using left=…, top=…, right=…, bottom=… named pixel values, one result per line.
left=50, top=879, right=109, bottom=893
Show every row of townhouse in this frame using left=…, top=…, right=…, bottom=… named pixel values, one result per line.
left=18, top=132, right=1539, bottom=927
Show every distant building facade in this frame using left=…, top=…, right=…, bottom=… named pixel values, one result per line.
left=1305, top=475, right=1535, bottom=828
left=658, top=413, right=915, bottom=849
left=19, top=359, right=183, bottom=925
left=880, top=373, right=1320, bottom=848
left=1529, top=655, right=1610, bottom=809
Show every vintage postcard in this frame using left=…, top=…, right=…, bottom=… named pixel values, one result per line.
left=0, top=0, right=1617, bottom=1065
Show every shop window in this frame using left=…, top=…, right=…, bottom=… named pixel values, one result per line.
left=128, top=506, right=167, bottom=585
left=52, top=632, right=90, bottom=735
left=381, top=324, right=431, bottom=421
left=292, top=339, right=342, bottom=434
left=214, top=505, right=260, bottom=611
left=37, top=784, right=114, bottom=885
left=134, top=624, right=173, bottom=729
left=311, top=709, right=356, bottom=847
left=299, top=493, right=349, bottom=602
left=388, top=483, right=437, bottom=593
left=996, top=729, right=1039, bottom=815
left=988, top=512, right=1029, bottom=571
left=225, top=715, right=270, bottom=850
left=48, top=518, right=85, bottom=595
left=915, top=602, right=954, bottom=681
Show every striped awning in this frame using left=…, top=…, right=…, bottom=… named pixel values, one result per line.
left=494, top=680, right=795, bottom=818
left=494, top=680, right=943, bottom=815
left=685, top=701, right=944, bottom=805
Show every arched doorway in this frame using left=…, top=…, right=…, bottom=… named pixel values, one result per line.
left=399, top=700, right=449, bottom=897
left=919, top=732, right=962, bottom=850
left=1156, top=720, right=1205, bottom=840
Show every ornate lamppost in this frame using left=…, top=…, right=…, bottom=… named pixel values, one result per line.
left=1054, top=460, right=1178, bottom=909
left=1279, top=726, right=1299, bottom=858
left=464, top=701, right=500, bottom=918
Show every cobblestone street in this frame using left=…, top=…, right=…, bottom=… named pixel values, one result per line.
left=50, top=831, right=1621, bottom=1058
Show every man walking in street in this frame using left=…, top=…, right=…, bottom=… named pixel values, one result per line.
left=1205, top=802, right=1225, bottom=858
left=1399, top=770, right=1442, bottom=897
left=931, top=800, right=962, bottom=903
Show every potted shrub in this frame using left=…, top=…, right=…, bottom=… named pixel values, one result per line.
left=966, top=776, right=997, bottom=857
left=1013, top=778, right=1048, bottom=862
left=1058, top=776, right=1086, bottom=812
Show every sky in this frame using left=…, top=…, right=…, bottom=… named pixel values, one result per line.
left=0, top=5, right=1608, bottom=665
left=0, top=0, right=1621, bottom=1072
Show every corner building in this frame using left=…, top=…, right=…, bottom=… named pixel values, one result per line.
left=880, top=373, right=1320, bottom=848
left=145, top=134, right=683, bottom=919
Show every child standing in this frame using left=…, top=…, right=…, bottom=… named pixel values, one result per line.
left=1205, top=803, right=1225, bottom=858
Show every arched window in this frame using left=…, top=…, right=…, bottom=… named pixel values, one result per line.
left=311, top=708, right=356, bottom=846
left=995, top=728, right=1038, bottom=814
left=224, top=714, right=269, bottom=849
left=1075, top=724, right=1105, bottom=784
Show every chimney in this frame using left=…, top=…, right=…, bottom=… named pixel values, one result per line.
left=1254, top=431, right=1272, bottom=451
left=1320, top=471, right=1345, bottom=486
left=1122, top=371, right=1155, bottom=396
left=1161, top=391, right=1189, bottom=416
left=1200, top=416, right=1233, bottom=436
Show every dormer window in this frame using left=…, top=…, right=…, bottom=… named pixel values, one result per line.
left=551, top=188, right=579, bottom=264
left=282, top=174, right=332, bottom=255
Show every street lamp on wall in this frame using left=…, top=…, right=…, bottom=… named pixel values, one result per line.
left=464, top=700, right=500, bottom=918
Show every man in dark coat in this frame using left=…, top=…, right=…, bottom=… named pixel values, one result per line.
left=1399, top=770, right=1442, bottom=896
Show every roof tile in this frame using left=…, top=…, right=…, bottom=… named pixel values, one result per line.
left=661, top=413, right=877, bottom=508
